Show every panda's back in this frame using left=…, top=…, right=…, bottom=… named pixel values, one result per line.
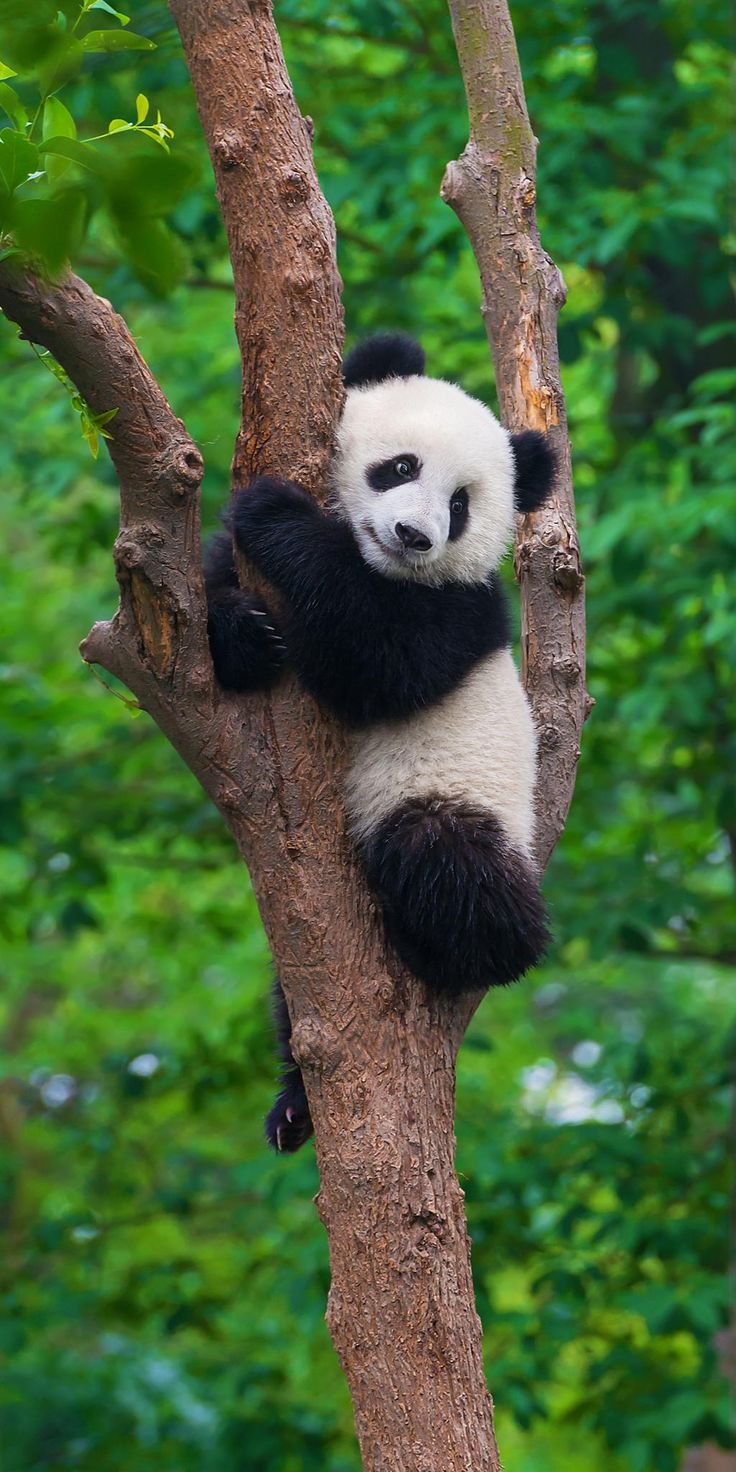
left=345, top=649, right=538, bottom=859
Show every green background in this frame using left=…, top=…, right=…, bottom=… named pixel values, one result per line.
left=0, top=2, right=733, bottom=1468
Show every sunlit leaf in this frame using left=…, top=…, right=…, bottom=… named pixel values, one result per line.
left=80, top=420, right=99, bottom=458
left=138, top=125, right=170, bottom=152
left=135, top=93, right=149, bottom=124
left=87, top=0, right=130, bottom=21
left=0, top=60, right=17, bottom=81
left=81, top=29, right=155, bottom=52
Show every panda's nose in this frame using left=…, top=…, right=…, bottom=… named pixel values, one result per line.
left=395, top=522, right=432, bottom=552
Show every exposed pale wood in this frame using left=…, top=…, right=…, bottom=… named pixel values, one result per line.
left=442, top=0, right=587, bottom=867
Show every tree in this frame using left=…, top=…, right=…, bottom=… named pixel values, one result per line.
left=0, top=0, right=587, bottom=1464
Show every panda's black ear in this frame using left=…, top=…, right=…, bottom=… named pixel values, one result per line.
left=343, top=332, right=425, bottom=389
left=510, top=430, right=556, bottom=514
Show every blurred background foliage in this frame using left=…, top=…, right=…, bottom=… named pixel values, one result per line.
left=0, top=1, right=733, bottom=1468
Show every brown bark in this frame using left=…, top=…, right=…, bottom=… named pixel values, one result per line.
left=169, top=0, right=344, bottom=494
left=0, top=1, right=584, bottom=1466
left=442, top=0, right=588, bottom=867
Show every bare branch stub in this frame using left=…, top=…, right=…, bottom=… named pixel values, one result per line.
left=443, top=0, right=587, bottom=867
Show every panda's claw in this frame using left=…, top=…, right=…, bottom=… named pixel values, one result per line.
left=265, top=1082, right=314, bottom=1154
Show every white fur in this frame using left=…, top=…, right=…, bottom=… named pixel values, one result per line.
left=334, top=375, right=516, bottom=585
left=336, top=370, right=538, bottom=858
left=345, top=651, right=538, bottom=857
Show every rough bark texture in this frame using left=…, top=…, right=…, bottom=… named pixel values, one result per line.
left=170, top=0, right=344, bottom=493
left=0, top=1, right=585, bottom=1467
left=443, top=0, right=588, bottom=867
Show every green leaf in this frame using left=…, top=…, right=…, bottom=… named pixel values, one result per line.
left=93, top=407, right=119, bottom=428
left=80, top=419, right=99, bottom=458
left=43, top=97, right=76, bottom=141
left=0, top=130, right=39, bottom=194
left=81, top=29, right=155, bottom=52
left=87, top=0, right=130, bottom=21
left=11, top=189, right=86, bottom=275
left=0, top=60, right=17, bottom=81
left=138, top=125, right=171, bottom=152
left=0, top=82, right=27, bottom=132
left=38, top=136, right=102, bottom=174
left=113, top=212, right=188, bottom=295
left=107, top=118, right=132, bottom=133
left=135, top=93, right=148, bottom=124
left=43, top=96, right=77, bottom=181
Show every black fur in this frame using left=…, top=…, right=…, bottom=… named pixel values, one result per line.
left=203, top=532, right=286, bottom=692
left=510, top=430, right=557, bottom=514
left=361, top=798, right=550, bottom=996
left=228, top=476, right=510, bottom=726
left=264, top=977, right=313, bottom=1153
left=448, top=487, right=469, bottom=541
left=343, top=332, right=425, bottom=389
left=367, top=452, right=421, bottom=491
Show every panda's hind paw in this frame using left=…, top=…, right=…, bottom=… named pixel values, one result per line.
left=265, top=1076, right=314, bottom=1154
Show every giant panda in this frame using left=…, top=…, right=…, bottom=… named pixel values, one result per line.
left=204, top=332, right=556, bottom=1151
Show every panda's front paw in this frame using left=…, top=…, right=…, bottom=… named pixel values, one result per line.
left=207, top=592, right=287, bottom=692
left=231, top=476, right=315, bottom=555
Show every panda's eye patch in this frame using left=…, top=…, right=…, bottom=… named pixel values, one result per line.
left=448, top=487, right=469, bottom=541
left=367, top=453, right=420, bottom=492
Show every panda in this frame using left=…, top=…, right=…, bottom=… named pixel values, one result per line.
left=204, top=332, right=556, bottom=1152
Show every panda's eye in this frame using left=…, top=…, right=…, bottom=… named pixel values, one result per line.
left=451, top=488, right=469, bottom=517
left=367, top=453, right=420, bottom=491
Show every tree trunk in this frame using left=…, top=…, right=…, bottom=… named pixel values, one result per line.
left=0, top=1, right=585, bottom=1466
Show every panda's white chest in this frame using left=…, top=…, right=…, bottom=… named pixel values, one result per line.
left=344, top=649, right=538, bottom=857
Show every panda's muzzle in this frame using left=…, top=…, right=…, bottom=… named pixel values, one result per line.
left=394, top=522, right=433, bottom=552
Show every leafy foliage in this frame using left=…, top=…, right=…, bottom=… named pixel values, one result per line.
left=0, top=1, right=733, bottom=1469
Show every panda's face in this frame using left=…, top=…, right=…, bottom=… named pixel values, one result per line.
left=333, top=375, right=517, bottom=585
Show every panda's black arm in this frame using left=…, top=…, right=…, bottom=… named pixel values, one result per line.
left=203, top=531, right=287, bottom=692
left=229, top=477, right=509, bottom=725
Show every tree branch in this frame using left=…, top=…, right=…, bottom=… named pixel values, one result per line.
left=169, top=0, right=344, bottom=493
left=442, top=0, right=588, bottom=867
left=0, top=264, right=211, bottom=735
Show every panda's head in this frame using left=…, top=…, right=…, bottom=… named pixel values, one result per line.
left=333, top=332, right=556, bottom=585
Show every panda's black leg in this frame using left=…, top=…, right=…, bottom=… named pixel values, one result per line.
left=360, top=798, right=550, bottom=996
left=203, top=530, right=287, bottom=692
left=264, top=976, right=313, bottom=1153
